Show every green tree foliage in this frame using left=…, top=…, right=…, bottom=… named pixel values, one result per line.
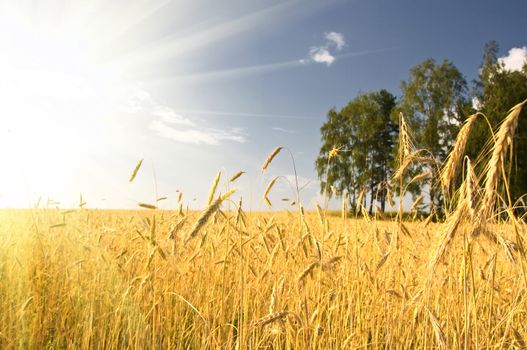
left=317, top=46, right=527, bottom=215
left=316, top=108, right=357, bottom=204
left=469, top=41, right=527, bottom=205
left=316, top=90, right=397, bottom=213
left=398, top=58, right=469, bottom=211
left=399, top=59, right=469, bottom=158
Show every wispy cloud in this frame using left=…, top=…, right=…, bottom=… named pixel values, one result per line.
left=309, top=47, right=335, bottom=65
left=306, top=31, right=346, bottom=66
left=498, top=46, right=527, bottom=72
left=108, top=1, right=332, bottom=71
left=162, top=108, right=318, bottom=120
left=325, top=31, right=345, bottom=50
left=125, top=87, right=246, bottom=146
left=272, top=127, right=297, bottom=134
left=152, top=105, right=195, bottom=126
left=153, top=59, right=304, bottom=85
left=149, top=120, right=246, bottom=145
left=151, top=47, right=397, bottom=85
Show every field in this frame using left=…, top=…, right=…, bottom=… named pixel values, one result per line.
left=0, top=207, right=526, bottom=349
left=1, top=102, right=526, bottom=349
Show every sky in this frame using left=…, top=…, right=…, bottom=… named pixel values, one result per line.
left=0, top=0, right=526, bottom=210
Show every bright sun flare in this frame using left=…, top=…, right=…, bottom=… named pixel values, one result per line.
left=0, top=4, right=127, bottom=206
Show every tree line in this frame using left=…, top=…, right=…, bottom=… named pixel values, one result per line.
left=316, top=41, right=527, bottom=215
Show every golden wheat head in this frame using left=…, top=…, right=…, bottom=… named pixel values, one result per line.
left=481, top=99, right=526, bottom=218
left=261, top=147, right=283, bottom=173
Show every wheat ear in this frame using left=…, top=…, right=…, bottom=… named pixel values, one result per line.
left=441, top=113, right=479, bottom=190
left=207, top=171, right=221, bottom=206
left=481, top=99, right=526, bottom=218
left=186, top=189, right=236, bottom=243
left=261, top=147, right=283, bottom=173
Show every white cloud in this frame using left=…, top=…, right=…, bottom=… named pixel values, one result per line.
left=149, top=120, right=246, bottom=146
left=307, top=31, right=346, bottom=66
left=272, top=127, right=296, bottom=134
left=498, top=46, right=527, bottom=72
left=325, top=32, right=345, bottom=50
left=152, top=105, right=194, bottom=126
left=125, top=87, right=246, bottom=146
left=309, top=47, right=335, bottom=66
left=121, top=88, right=153, bottom=113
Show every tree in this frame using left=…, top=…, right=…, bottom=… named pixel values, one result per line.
left=316, top=108, right=358, bottom=205
left=398, top=58, right=469, bottom=212
left=469, top=41, right=527, bottom=205
left=316, top=90, right=397, bottom=213
left=374, top=90, right=398, bottom=211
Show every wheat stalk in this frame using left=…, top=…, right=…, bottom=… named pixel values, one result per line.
left=387, top=188, right=395, bottom=208
left=207, top=171, right=221, bottom=206
left=138, top=203, right=157, bottom=210
left=410, top=171, right=432, bottom=184
left=399, top=112, right=413, bottom=159
left=464, top=157, right=477, bottom=219
left=356, top=189, right=365, bottom=214
left=376, top=252, right=390, bottom=272
left=298, top=261, right=320, bottom=282
left=426, top=307, right=447, bottom=349
left=186, top=189, right=236, bottom=243
left=409, top=195, right=424, bottom=212
left=229, top=171, right=245, bottom=183
left=250, top=310, right=288, bottom=328
left=129, top=158, right=143, bottom=182
left=429, top=170, right=474, bottom=270
left=429, top=205, right=465, bottom=270
left=441, top=114, right=479, bottom=190
left=261, top=147, right=283, bottom=173
left=481, top=99, right=526, bottom=218
left=392, top=151, right=432, bottom=181
left=263, top=177, right=279, bottom=208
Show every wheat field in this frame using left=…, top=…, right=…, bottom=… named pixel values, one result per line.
left=1, top=101, right=527, bottom=349
left=0, top=208, right=525, bottom=349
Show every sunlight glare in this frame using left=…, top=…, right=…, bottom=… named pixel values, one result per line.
left=0, top=4, right=123, bottom=207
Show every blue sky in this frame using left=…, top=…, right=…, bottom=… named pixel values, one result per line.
left=0, top=0, right=526, bottom=210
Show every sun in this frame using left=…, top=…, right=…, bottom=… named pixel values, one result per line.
left=0, top=3, right=123, bottom=207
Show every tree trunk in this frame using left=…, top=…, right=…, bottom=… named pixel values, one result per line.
left=380, top=188, right=386, bottom=212
left=429, top=181, right=435, bottom=215
left=350, top=187, right=356, bottom=211
left=369, top=183, right=375, bottom=215
left=380, top=161, right=387, bottom=213
left=368, top=154, right=374, bottom=215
